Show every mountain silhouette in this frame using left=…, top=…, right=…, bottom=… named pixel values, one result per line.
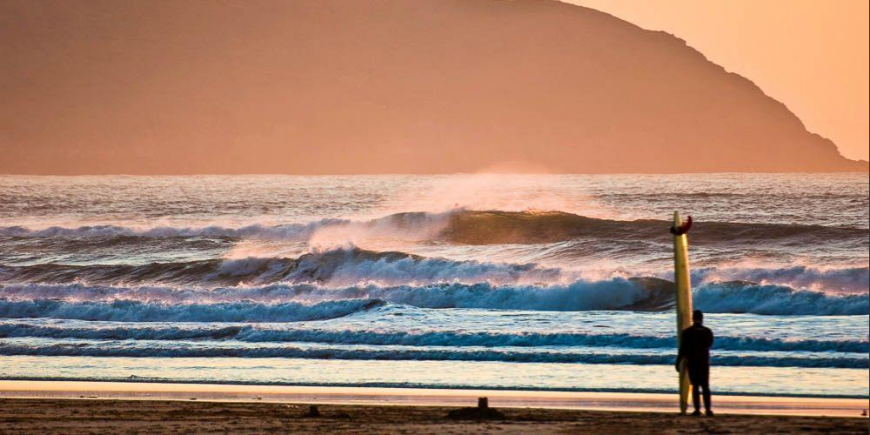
left=1, top=0, right=866, bottom=174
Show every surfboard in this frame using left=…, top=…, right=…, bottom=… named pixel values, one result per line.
left=672, top=211, right=694, bottom=415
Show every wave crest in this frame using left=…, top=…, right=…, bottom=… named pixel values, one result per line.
left=2, top=323, right=865, bottom=353
left=2, top=278, right=866, bottom=317
left=0, top=298, right=383, bottom=323
left=694, top=283, right=869, bottom=316
left=3, top=210, right=866, bottom=246
left=0, top=341, right=864, bottom=368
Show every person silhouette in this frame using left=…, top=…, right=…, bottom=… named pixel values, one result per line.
left=676, top=309, right=715, bottom=416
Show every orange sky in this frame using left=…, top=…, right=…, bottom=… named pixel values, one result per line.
left=568, top=0, right=870, bottom=161
left=1, top=0, right=866, bottom=174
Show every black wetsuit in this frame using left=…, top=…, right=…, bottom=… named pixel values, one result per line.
left=677, top=323, right=714, bottom=413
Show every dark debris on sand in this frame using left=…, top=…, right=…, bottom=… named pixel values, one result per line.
left=447, top=397, right=506, bottom=420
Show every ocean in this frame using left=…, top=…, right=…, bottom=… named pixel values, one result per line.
left=0, top=173, right=867, bottom=398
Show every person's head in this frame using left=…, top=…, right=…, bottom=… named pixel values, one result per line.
left=693, top=310, right=704, bottom=325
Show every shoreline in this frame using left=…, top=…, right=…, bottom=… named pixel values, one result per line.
left=0, top=376, right=866, bottom=400
left=1, top=380, right=867, bottom=418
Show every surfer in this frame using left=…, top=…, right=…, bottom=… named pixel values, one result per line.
left=676, top=309, right=715, bottom=416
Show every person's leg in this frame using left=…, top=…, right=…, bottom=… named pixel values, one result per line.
left=701, top=370, right=713, bottom=415
left=688, top=365, right=702, bottom=415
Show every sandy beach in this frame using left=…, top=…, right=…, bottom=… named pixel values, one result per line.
left=1, top=380, right=868, bottom=434
left=1, top=396, right=867, bottom=435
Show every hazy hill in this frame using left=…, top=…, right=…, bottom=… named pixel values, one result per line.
left=1, top=0, right=866, bottom=174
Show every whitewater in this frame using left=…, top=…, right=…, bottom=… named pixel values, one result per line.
left=0, top=173, right=867, bottom=398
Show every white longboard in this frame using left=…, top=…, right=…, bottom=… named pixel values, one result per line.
left=672, top=211, right=693, bottom=414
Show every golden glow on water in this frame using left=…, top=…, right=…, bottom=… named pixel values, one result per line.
left=0, top=357, right=866, bottom=399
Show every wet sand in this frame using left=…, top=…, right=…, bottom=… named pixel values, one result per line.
left=1, top=397, right=868, bottom=435
left=1, top=380, right=867, bottom=417
left=1, top=380, right=868, bottom=434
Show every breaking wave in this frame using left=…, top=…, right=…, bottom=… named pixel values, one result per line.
left=0, top=341, right=864, bottom=368
left=693, top=283, right=870, bottom=316
left=0, top=247, right=564, bottom=287
left=1, top=323, right=865, bottom=353
left=1, top=278, right=866, bottom=318
left=3, top=246, right=867, bottom=301
left=0, top=221, right=342, bottom=241
left=0, top=278, right=674, bottom=318
left=3, top=210, right=866, bottom=245
left=691, top=266, right=870, bottom=294
left=0, top=298, right=383, bottom=323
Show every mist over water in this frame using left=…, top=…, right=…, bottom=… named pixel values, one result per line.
left=0, top=174, right=867, bottom=397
